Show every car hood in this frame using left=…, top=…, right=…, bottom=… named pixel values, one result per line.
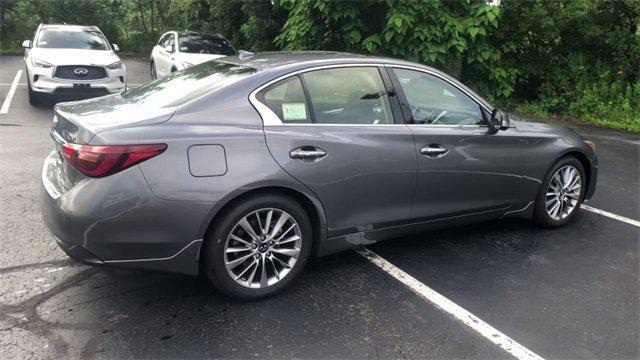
left=177, top=52, right=227, bottom=65
left=508, top=113, right=571, bottom=133
left=30, top=48, right=120, bottom=66
left=54, top=94, right=176, bottom=144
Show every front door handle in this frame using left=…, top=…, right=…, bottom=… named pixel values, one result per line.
left=290, top=147, right=327, bottom=160
left=420, top=144, right=448, bottom=157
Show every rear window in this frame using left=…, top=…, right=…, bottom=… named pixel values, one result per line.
left=37, top=28, right=110, bottom=50
left=121, top=62, right=256, bottom=107
left=178, top=34, right=237, bottom=56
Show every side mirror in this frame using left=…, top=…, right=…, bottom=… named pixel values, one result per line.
left=112, top=44, right=119, bottom=52
left=22, top=40, right=32, bottom=49
left=484, top=108, right=502, bottom=134
left=164, top=45, right=174, bottom=53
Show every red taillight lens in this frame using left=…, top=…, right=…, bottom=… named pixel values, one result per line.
left=61, top=143, right=167, bottom=178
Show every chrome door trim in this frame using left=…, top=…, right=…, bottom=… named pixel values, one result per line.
left=248, top=62, right=492, bottom=126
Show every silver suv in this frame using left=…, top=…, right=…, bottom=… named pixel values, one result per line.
left=23, top=23, right=126, bottom=105
left=41, top=52, right=598, bottom=300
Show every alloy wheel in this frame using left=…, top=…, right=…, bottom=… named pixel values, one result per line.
left=545, top=165, right=582, bottom=220
left=224, top=208, right=302, bottom=289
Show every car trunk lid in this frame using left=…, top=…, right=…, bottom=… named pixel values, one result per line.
left=53, top=93, right=176, bottom=144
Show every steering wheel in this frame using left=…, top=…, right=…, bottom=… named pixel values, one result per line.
left=411, top=105, right=434, bottom=124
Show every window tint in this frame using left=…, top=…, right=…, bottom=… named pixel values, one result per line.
left=178, top=34, right=236, bottom=56
left=260, top=76, right=310, bottom=124
left=302, top=67, right=393, bottom=124
left=36, top=28, right=110, bottom=50
left=392, top=68, right=483, bottom=125
left=158, top=34, right=170, bottom=46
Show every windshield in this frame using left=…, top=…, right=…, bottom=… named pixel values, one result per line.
left=36, top=28, right=110, bottom=50
left=121, top=61, right=256, bottom=107
left=178, top=34, right=237, bottom=56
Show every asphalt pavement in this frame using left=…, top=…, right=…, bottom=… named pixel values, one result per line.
left=0, top=54, right=638, bottom=359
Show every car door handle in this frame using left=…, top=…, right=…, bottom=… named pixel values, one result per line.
left=290, top=147, right=327, bottom=160
left=420, top=144, right=448, bottom=157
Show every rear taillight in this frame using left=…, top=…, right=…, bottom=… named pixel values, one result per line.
left=61, top=143, right=167, bottom=178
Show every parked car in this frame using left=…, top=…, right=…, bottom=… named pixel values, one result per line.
left=23, top=23, right=126, bottom=105
left=149, top=31, right=237, bottom=79
left=41, top=52, right=598, bottom=300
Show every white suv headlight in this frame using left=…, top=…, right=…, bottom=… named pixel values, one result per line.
left=31, top=58, right=53, bottom=68
left=106, top=61, right=124, bottom=70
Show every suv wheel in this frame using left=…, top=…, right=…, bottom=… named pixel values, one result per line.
left=534, top=156, right=585, bottom=228
left=203, top=194, right=313, bottom=300
left=27, top=79, right=42, bottom=106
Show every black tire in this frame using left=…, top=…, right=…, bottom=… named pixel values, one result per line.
left=27, top=80, right=42, bottom=106
left=533, top=155, right=586, bottom=228
left=203, top=193, right=313, bottom=300
left=150, top=61, right=157, bottom=80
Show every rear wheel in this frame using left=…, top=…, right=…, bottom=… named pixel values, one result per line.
left=533, top=156, right=585, bottom=228
left=203, top=194, right=313, bottom=300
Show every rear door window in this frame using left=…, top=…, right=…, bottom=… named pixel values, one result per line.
left=258, top=76, right=311, bottom=124
left=302, top=67, right=393, bottom=125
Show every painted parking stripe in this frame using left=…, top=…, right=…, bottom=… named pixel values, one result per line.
left=0, top=70, right=23, bottom=114
left=581, top=204, right=640, bottom=228
left=356, top=246, right=544, bottom=360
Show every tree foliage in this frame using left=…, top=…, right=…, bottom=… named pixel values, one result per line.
left=0, top=0, right=637, bottom=130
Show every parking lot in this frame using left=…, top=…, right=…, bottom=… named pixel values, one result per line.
left=0, top=54, right=638, bottom=359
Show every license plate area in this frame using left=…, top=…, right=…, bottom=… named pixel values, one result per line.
left=73, top=83, right=91, bottom=88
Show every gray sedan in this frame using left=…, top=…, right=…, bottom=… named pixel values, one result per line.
left=41, top=52, right=598, bottom=300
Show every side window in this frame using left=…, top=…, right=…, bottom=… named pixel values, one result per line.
left=166, top=34, right=175, bottom=50
left=302, top=67, right=393, bottom=124
left=259, top=76, right=310, bottom=124
left=392, top=68, right=483, bottom=126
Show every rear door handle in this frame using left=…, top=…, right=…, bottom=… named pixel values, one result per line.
left=420, top=144, right=448, bottom=157
left=290, top=147, right=327, bottom=160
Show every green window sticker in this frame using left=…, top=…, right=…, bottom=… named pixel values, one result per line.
left=282, top=103, right=307, bottom=121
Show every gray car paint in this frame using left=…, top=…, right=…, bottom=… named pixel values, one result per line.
left=41, top=51, right=598, bottom=275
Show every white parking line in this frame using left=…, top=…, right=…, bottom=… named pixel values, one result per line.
left=581, top=204, right=640, bottom=228
left=356, top=246, right=544, bottom=360
left=0, top=70, right=23, bottom=114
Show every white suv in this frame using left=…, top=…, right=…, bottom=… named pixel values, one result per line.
left=23, top=24, right=126, bottom=105
left=150, top=31, right=237, bottom=79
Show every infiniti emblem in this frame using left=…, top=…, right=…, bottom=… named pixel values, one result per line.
left=74, top=68, right=89, bottom=75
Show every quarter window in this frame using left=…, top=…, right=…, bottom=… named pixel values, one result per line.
left=260, top=76, right=310, bottom=124
left=392, top=68, right=483, bottom=126
left=302, top=67, right=393, bottom=124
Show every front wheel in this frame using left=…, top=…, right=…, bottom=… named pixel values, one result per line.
left=27, top=80, right=42, bottom=106
left=203, top=194, right=313, bottom=300
left=533, top=156, right=586, bottom=228
left=150, top=61, right=157, bottom=80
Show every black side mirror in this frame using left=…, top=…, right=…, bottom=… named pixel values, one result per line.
left=484, top=108, right=502, bottom=134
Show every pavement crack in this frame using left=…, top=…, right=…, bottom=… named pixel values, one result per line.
left=0, top=259, right=76, bottom=275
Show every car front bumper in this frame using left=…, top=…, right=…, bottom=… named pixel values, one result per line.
left=28, top=63, right=126, bottom=97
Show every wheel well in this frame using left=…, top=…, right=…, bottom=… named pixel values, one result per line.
left=564, top=151, right=591, bottom=192
left=198, top=186, right=324, bottom=268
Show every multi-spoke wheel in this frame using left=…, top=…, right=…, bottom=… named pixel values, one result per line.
left=203, top=194, right=312, bottom=300
left=534, top=156, right=585, bottom=228
left=224, top=208, right=302, bottom=288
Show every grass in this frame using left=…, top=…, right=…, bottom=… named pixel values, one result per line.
left=513, top=101, right=640, bottom=134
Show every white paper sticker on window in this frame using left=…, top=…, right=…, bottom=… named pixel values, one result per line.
left=282, top=103, right=306, bottom=121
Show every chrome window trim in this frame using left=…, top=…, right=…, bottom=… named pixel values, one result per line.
left=249, top=62, right=492, bottom=127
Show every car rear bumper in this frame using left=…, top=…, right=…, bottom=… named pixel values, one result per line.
left=40, top=150, right=212, bottom=275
